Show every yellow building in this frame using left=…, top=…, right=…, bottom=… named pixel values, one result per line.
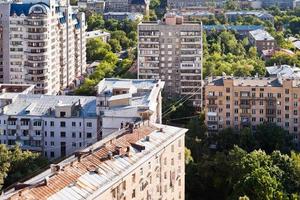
left=204, top=76, right=299, bottom=144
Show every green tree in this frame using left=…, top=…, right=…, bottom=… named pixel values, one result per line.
left=87, top=14, right=105, bottom=31
left=248, top=47, right=257, bottom=59
left=108, top=39, right=122, bottom=53
left=0, top=145, right=10, bottom=190
left=86, top=38, right=111, bottom=61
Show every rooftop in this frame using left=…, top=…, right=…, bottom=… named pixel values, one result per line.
left=249, top=29, right=274, bottom=41
left=0, top=94, right=97, bottom=117
left=3, top=122, right=187, bottom=200
left=205, top=76, right=300, bottom=88
left=97, top=78, right=164, bottom=112
left=225, top=10, right=273, bottom=18
left=86, top=30, right=110, bottom=40
left=266, top=65, right=300, bottom=78
left=203, top=25, right=263, bottom=31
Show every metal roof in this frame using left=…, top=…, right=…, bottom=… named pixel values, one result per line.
left=249, top=29, right=274, bottom=41
left=4, top=123, right=187, bottom=200
left=2, top=94, right=97, bottom=117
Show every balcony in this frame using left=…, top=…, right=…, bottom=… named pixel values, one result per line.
left=207, top=112, right=217, bottom=117
left=7, top=124, right=17, bottom=129
left=7, top=135, right=17, bottom=140
left=240, top=104, right=251, bottom=109
left=207, top=94, right=218, bottom=100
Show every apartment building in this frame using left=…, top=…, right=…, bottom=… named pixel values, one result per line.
left=0, top=0, right=86, bottom=95
left=261, top=0, right=295, bottom=9
left=0, top=78, right=164, bottom=160
left=3, top=122, right=187, bottom=200
left=105, top=0, right=149, bottom=15
left=96, top=78, right=164, bottom=137
left=0, top=94, right=99, bottom=160
left=138, top=14, right=203, bottom=108
left=249, top=29, right=276, bottom=53
left=204, top=76, right=300, bottom=143
left=225, top=11, right=274, bottom=23
left=78, top=0, right=106, bottom=13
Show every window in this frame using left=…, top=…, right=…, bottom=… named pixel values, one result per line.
left=87, top=122, right=92, bottom=127
left=50, top=131, right=54, bottom=137
left=44, top=131, right=47, bottom=137
left=87, top=132, right=92, bottom=138
left=132, top=173, right=136, bottom=183
left=79, top=132, right=82, bottom=138
left=285, top=89, right=289, bottom=94
left=51, top=141, right=54, bottom=146
left=60, top=121, right=66, bottom=127
left=50, top=121, right=54, bottom=126
left=122, top=181, right=126, bottom=190
left=226, top=96, right=230, bottom=101
left=132, top=189, right=136, bottom=198
left=72, top=142, right=76, bottom=147
left=277, top=93, right=281, bottom=98
left=60, top=132, right=66, bottom=137
left=72, top=132, right=76, bottom=138
left=72, top=122, right=76, bottom=127
left=171, top=144, right=174, bottom=152
left=226, top=88, right=230, bottom=93
left=60, top=112, right=66, bottom=117
left=50, top=151, right=55, bottom=158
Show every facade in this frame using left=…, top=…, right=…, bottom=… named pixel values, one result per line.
left=204, top=76, right=300, bottom=144
left=78, top=0, right=106, bottom=13
left=249, top=29, right=276, bottom=53
left=261, top=0, right=295, bottom=9
left=0, top=94, right=99, bottom=160
left=3, top=122, right=187, bottom=200
left=203, top=25, right=263, bottom=37
left=105, top=0, right=149, bottom=15
left=96, top=78, right=164, bottom=137
left=86, top=30, right=111, bottom=43
left=0, top=0, right=86, bottom=95
left=138, top=14, right=203, bottom=108
left=0, top=78, right=164, bottom=160
left=103, top=11, right=143, bottom=21
left=225, top=11, right=274, bottom=23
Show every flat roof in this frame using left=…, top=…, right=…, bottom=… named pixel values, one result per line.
left=1, top=94, right=97, bottom=117
left=249, top=29, right=274, bottom=41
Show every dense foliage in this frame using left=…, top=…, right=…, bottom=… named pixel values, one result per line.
left=185, top=115, right=300, bottom=200
left=75, top=15, right=138, bottom=95
left=0, top=144, right=48, bottom=190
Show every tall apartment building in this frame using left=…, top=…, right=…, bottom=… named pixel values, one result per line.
left=4, top=122, right=187, bottom=200
left=204, top=76, right=300, bottom=144
left=138, top=14, right=203, bottom=108
left=0, top=0, right=86, bottom=94
left=0, top=78, right=164, bottom=160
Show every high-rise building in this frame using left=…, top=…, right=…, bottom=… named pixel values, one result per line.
left=0, top=78, right=164, bottom=160
left=3, top=122, right=187, bottom=200
left=0, top=0, right=86, bottom=94
left=138, top=14, right=203, bottom=108
left=204, top=76, right=300, bottom=145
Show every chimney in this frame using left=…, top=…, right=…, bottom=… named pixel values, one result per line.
left=107, top=151, right=113, bottom=159
left=126, top=146, right=130, bottom=157
left=50, top=164, right=61, bottom=173
left=44, top=176, right=49, bottom=186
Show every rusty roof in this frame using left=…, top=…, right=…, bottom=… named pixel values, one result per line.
left=4, top=123, right=187, bottom=200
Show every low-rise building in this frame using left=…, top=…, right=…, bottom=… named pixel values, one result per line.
left=78, top=0, right=106, bottom=13
left=0, top=78, right=164, bottom=160
left=103, top=12, right=143, bottom=21
left=86, top=30, right=111, bottom=42
left=105, top=0, right=149, bottom=15
left=262, top=48, right=295, bottom=60
left=204, top=76, right=300, bottom=144
left=261, top=0, right=295, bottom=10
left=225, top=11, right=274, bottom=23
left=203, top=25, right=263, bottom=37
left=3, top=122, right=187, bottom=200
left=96, top=78, right=164, bottom=137
left=249, top=29, right=276, bottom=53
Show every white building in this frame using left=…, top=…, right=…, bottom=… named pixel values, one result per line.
left=3, top=122, right=187, bottom=200
left=0, top=0, right=86, bottom=95
left=86, top=30, right=111, bottom=43
left=96, top=78, right=164, bottom=137
left=0, top=78, right=164, bottom=160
